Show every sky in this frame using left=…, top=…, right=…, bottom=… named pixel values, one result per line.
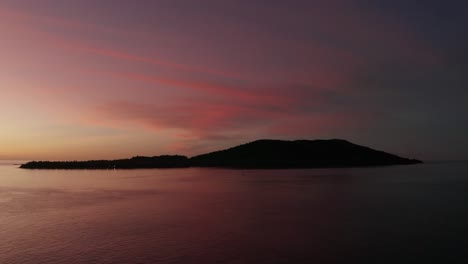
left=0, top=0, right=467, bottom=161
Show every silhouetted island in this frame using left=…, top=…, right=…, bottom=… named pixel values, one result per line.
left=20, top=155, right=190, bottom=169
left=20, top=139, right=422, bottom=169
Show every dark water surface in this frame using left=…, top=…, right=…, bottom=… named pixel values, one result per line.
left=0, top=163, right=467, bottom=263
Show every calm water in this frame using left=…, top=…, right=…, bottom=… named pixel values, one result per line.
left=0, top=162, right=467, bottom=263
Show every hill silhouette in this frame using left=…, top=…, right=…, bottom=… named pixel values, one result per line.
left=190, top=139, right=421, bottom=168
left=20, top=139, right=422, bottom=169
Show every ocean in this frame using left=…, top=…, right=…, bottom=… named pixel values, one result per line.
left=0, top=162, right=467, bottom=263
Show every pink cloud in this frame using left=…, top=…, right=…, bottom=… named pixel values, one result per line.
left=88, top=91, right=360, bottom=147
left=63, top=42, right=243, bottom=80
left=109, top=72, right=296, bottom=107
left=93, top=100, right=278, bottom=135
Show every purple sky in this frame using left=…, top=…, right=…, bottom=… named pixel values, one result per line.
left=0, top=0, right=467, bottom=160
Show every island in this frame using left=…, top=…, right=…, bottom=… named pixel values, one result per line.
left=20, top=139, right=422, bottom=169
left=20, top=155, right=190, bottom=169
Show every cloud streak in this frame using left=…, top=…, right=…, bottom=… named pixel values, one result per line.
left=0, top=6, right=243, bottom=80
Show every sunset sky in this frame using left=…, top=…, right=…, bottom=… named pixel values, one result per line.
left=1, top=0, right=467, bottom=161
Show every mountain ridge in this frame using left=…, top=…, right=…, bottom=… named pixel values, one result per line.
left=189, top=139, right=421, bottom=168
left=20, top=139, right=422, bottom=169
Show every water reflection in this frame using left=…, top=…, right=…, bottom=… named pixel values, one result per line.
left=0, top=163, right=467, bottom=263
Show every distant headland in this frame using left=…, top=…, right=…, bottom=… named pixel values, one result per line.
left=20, top=139, right=422, bottom=169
